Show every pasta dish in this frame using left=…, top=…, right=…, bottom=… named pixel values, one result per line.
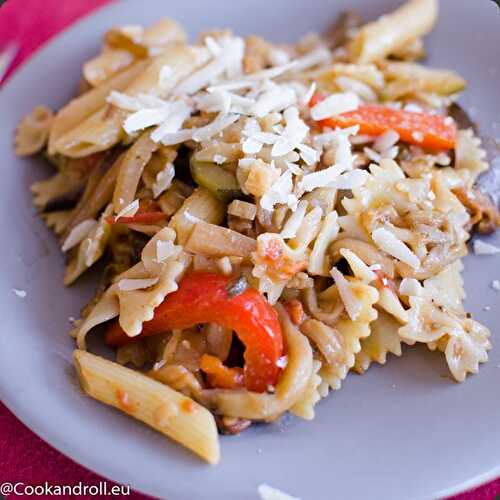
left=15, top=0, right=499, bottom=465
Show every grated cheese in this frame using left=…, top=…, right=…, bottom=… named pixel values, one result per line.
left=175, top=36, right=245, bottom=95
left=156, top=240, right=176, bottom=262
left=118, top=277, right=160, bottom=291
left=61, top=219, right=98, bottom=252
left=374, top=130, right=399, bottom=153
left=372, top=227, right=420, bottom=270
left=335, top=169, right=368, bottom=189
left=260, top=170, right=298, bottom=211
left=340, top=248, right=376, bottom=283
left=149, top=101, right=192, bottom=143
left=310, top=92, right=359, bottom=121
left=213, top=154, right=227, bottom=164
left=491, top=280, right=500, bottom=292
left=158, top=65, right=173, bottom=91
left=297, top=164, right=346, bottom=193
left=12, top=288, right=27, bottom=298
left=330, top=267, right=362, bottom=320
left=276, top=355, right=288, bottom=368
left=258, top=484, right=300, bottom=500
left=152, top=162, right=175, bottom=198
left=280, top=200, right=308, bottom=239
left=116, top=199, right=140, bottom=218
left=300, top=81, right=316, bottom=105
left=473, top=239, right=500, bottom=256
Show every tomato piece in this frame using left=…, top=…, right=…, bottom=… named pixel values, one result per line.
left=105, top=272, right=283, bottom=393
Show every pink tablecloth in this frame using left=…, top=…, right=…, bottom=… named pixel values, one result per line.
left=0, top=1, right=499, bottom=498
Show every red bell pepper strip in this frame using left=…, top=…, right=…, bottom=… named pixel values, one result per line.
left=200, top=354, right=244, bottom=390
left=309, top=92, right=456, bottom=150
left=105, top=272, right=283, bottom=393
left=108, top=211, right=167, bottom=225
left=108, top=199, right=168, bottom=225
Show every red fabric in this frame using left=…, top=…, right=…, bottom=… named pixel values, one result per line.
left=0, top=0, right=498, bottom=498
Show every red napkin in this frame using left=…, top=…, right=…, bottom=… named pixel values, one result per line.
left=0, top=1, right=498, bottom=499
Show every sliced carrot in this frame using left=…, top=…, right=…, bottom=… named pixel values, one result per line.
left=309, top=92, right=456, bottom=150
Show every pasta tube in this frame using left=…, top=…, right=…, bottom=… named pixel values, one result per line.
left=48, top=60, right=149, bottom=155
left=53, top=46, right=209, bottom=157
left=112, top=131, right=159, bottom=212
left=350, top=0, right=438, bottom=63
left=74, top=350, right=220, bottom=464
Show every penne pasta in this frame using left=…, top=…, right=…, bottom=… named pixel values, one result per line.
left=53, top=46, right=209, bottom=157
left=48, top=60, right=149, bottom=155
left=112, top=131, right=159, bottom=212
left=105, top=18, right=187, bottom=57
left=381, top=61, right=466, bottom=99
left=350, top=0, right=438, bottom=63
left=65, top=152, right=124, bottom=233
left=83, top=49, right=135, bottom=87
left=74, top=350, right=220, bottom=464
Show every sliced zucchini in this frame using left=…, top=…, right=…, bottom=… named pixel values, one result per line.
left=190, top=158, right=242, bottom=202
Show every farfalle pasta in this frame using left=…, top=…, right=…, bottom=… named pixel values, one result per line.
left=16, top=0, right=498, bottom=464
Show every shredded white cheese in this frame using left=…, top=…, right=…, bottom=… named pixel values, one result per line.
left=152, top=163, right=175, bottom=198
left=213, top=154, right=227, bottom=165
left=276, top=355, right=288, bottom=368
left=297, top=164, right=346, bottom=193
left=372, top=227, right=420, bottom=270
left=258, top=484, right=300, bottom=500
left=12, top=288, right=27, bottom=298
left=61, top=219, right=98, bottom=252
left=491, top=280, right=500, bottom=292
left=331, top=267, right=362, bottom=320
left=118, top=277, right=160, bottom=291
left=473, top=239, right=500, bottom=256
left=310, top=92, right=359, bottom=121
left=156, top=240, right=176, bottom=262
left=280, top=200, right=308, bottom=239
left=116, top=199, right=140, bottom=218
left=260, top=170, right=298, bottom=211
left=340, top=248, right=376, bottom=283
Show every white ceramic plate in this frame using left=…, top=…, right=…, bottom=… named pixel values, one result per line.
left=1, top=1, right=499, bottom=499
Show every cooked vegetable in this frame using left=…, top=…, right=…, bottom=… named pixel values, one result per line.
left=310, top=93, right=456, bottom=150
left=190, top=158, right=242, bottom=201
left=168, top=188, right=226, bottom=244
left=108, top=199, right=168, bottom=225
left=184, top=220, right=256, bottom=258
left=200, top=354, right=244, bottom=389
left=227, top=199, right=257, bottom=220
left=105, top=272, right=284, bottom=392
